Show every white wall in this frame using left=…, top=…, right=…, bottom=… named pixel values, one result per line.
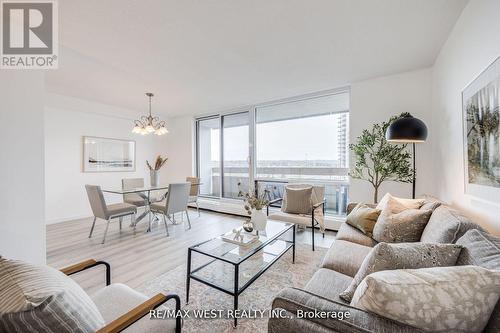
left=349, top=68, right=434, bottom=204
left=159, top=116, right=195, bottom=183
left=431, top=0, right=500, bottom=235
left=44, top=94, right=168, bottom=224
left=0, top=72, right=46, bottom=264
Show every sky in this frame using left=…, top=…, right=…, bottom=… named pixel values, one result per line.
left=208, top=113, right=348, bottom=161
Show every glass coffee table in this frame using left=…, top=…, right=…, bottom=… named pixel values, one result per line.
left=186, top=220, right=295, bottom=327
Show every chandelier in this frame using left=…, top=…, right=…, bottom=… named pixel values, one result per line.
left=132, top=93, right=168, bottom=135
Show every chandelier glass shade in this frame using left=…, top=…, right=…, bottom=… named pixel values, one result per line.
left=132, top=93, right=168, bottom=135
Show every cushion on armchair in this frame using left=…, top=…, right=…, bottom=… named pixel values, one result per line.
left=91, top=283, right=176, bottom=333
left=0, top=257, right=105, bottom=333
left=339, top=242, right=462, bottom=302
left=281, top=186, right=313, bottom=214
left=351, top=266, right=500, bottom=333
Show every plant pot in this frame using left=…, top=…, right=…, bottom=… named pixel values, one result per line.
left=250, top=209, right=267, bottom=231
left=150, top=170, right=159, bottom=187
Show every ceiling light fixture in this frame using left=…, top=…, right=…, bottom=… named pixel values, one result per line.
left=132, top=93, right=168, bottom=135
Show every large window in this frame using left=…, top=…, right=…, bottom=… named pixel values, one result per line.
left=196, top=117, right=220, bottom=197
left=255, top=93, right=349, bottom=214
left=195, top=90, right=350, bottom=215
left=222, top=112, right=249, bottom=199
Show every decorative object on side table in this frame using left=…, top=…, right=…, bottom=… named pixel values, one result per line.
left=385, top=113, right=428, bottom=199
left=349, top=113, right=414, bottom=203
left=462, top=55, right=500, bottom=201
left=238, top=182, right=269, bottom=231
left=146, top=155, right=168, bottom=187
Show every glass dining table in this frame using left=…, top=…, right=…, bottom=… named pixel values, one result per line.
left=102, top=183, right=202, bottom=232
left=102, top=185, right=169, bottom=232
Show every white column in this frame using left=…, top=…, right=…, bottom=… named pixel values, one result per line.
left=0, top=71, right=46, bottom=264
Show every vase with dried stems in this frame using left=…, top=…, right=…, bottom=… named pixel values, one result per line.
left=238, top=182, right=270, bottom=231
left=147, top=155, right=168, bottom=187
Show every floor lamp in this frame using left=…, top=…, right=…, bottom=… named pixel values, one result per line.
left=385, top=114, right=428, bottom=199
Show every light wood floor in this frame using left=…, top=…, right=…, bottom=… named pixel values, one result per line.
left=47, top=209, right=336, bottom=295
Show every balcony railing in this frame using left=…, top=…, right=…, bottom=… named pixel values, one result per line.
left=199, top=166, right=349, bottom=216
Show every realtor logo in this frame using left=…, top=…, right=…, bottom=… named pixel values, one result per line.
left=1, top=0, right=58, bottom=69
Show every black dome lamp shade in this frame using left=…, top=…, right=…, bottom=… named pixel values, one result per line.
left=385, top=114, right=428, bottom=199
left=385, top=115, right=428, bottom=143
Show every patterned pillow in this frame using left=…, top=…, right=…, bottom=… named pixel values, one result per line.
left=339, top=242, right=462, bottom=302
left=0, top=257, right=105, bottom=332
left=372, top=208, right=432, bottom=243
left=455, top=230, right=500, bottom=333
left=281, top=186, right=312, bottom=215
left=376, top=193, right=424, bottom=213
left=351, top=266, right=500, bottom=333
left=345, top=203, right=381, bottom=237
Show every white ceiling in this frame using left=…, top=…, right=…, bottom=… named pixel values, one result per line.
left=46, top=0, right=468, bottom=117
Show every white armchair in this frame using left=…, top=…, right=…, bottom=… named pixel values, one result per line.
left=267, top=183, right=326, bottom=251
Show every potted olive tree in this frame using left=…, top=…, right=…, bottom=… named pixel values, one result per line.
left=349, top=113, right=413, bottom=203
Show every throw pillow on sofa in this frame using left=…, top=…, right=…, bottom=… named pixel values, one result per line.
left=456, top=228, right=500, bottom=269
left=420, top=205, right=483, bottom=244
left=376, top=193, right=424, bottom=213
left=372, top=208, right=432, bottom=243
left=455, top=229, right=500, bottom=333
left=0, top=257, right=105, bottom=333
left=345, top=203, right=381, bottom=237
left=339, top=242, right=462, bottom=302
left=281, top=186, right=312, bottom=214
left=351, top=265, right=500, bottom=333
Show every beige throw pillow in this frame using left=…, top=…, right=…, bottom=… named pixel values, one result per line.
left=339, top=242, right=462, bottom=302
left=346, top=203, right=381, bottom=237
left=373, top=208, right=432, bottom=243
left=376, top=193, right=424, bottom=213
left=281, top=186, right=312, bottom=215
left=351, top=266, right=500, bottom=333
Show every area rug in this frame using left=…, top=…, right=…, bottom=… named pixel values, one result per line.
left=138, top=244, right=328, bottom=333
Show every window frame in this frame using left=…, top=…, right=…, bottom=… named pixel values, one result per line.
left=195, top=87, right=350, bottom=205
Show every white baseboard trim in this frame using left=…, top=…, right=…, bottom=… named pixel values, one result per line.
left=45, top=214, right=93, bottom=225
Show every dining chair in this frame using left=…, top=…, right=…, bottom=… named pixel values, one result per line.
left=121, top=178, right=148, bottom=207
left=85, top=185, right=137, bottom=244
left=186, top=176, right=200, bottom=216
left=267, top=183, right=326, bottom=251
left=150, top=183, right=191, bottom=236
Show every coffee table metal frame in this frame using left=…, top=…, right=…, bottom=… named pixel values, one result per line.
left=186, top=222, right=295, bottom=327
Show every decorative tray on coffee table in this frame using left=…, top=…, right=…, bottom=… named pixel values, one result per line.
left=220, top=227, right=259, bottom=247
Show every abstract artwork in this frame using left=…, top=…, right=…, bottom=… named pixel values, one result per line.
left=83, top=136, right=135, bottom=172
left=463, top=56, right=500, bottom=199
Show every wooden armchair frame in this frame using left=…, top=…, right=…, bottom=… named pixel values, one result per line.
left=60, top=259, right=181, bottom=333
